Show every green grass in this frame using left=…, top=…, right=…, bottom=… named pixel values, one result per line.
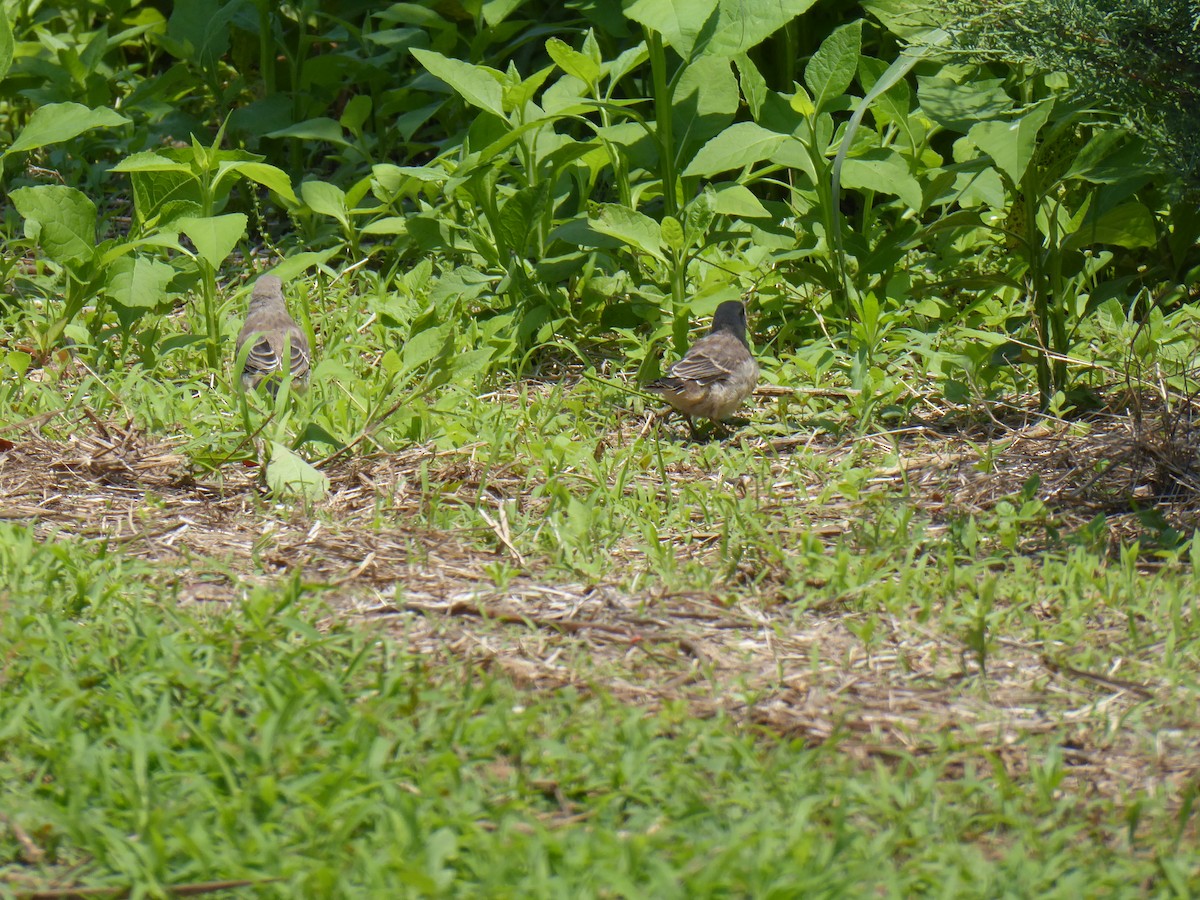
left=1, top=524, right=1196, bottom=898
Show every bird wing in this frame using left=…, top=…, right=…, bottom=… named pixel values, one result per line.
left=242, top=325, right=310, bottom=379
left=666, top=333, right=745, bottom=385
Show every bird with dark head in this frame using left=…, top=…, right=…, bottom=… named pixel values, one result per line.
left=644, top=300, right=758, bottom=438
left=235, top=275, right=311, bottom=393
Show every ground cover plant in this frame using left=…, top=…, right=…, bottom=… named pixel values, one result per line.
left=3, top=0, right=1200, bottom=896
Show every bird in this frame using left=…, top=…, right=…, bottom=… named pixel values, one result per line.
left=235, top=275, right=310, bottom=393
left=644, top=300, right=758, bottom=437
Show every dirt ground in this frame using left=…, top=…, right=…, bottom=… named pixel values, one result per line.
left=3, top=394, right=1199, bottom=814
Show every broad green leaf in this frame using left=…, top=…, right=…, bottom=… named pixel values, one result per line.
left=1067, top=201, right=1156, bottom=249
left=684, top=186, right=716, bottom=236
left=711, top=183, right=770, bottom=217
left=105, top=256, right=175, bottom=308
left=672, top=55, right=738, bottom=154
left=661, top=215, right=685, bottom=252
left=265, top=118, right=348, bottom=145
left=857, top=56, right=912, bottom=132
left=403, top=324, right=449, bottom=370
left=0, top=6, right=13, bottom=84
left=917, top=77, right=1013, bottom=132
left=627, top=0, right=818, bottom=58
left=704, top=0, right=820, bottom=56
left=110, top=149, right=193, bottom=173
left=446, top=348, right=495, bottom=383
left=361, top=217, right=408, bottom=235
left=589, top=204, right=665, bottom=261
left=839, top=151, right=923, bottom=210
left=968, top=101, right=1054, bottom=184
left=805, top=20, right=862, bottom=115
left=300, top=181, right=349, bottom=228
left=495, top=184, right=549, bottom=257
left=10, top=185, right=96, bottom=266
left=546, top=37, right=600, bottom=85
left=5, top=102, right=130, bottom=157
left=177, top=214, right=247, bottom=268
left=735, top=54, right=768, bottom=120
left=6, top=350, right=31, bottom=377
left=340, top=94, right=372, bottom=132
left=682, top=122, right=785, bottom=177
left=624, top=0, right=718, bottom=58
left=222, top=161, right=297, bottom=204
left=411, top=48, right=504, bottom=117
left=266, top=442, right=329, bottom=501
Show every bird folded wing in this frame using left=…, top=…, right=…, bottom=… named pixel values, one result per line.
left=668, top=336, right=741, bottom=385
left=246, top=329, right=309, bottom=379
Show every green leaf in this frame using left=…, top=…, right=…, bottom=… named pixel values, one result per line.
left=682, top=122, right=785, bottom=177
left=672, top=55, right=738, bottom=155
left=110, top=150, right=193, bottom=174
left=411, top=48, right=504, bottom=117
left=300, top=181, right=349, bottom=228
left=9, top=185, right=97, bottom=267
left=546, top=37, right=600, bottom=85
left=1067, top=201, right=1156, bottom=250
left=0, top=5, right=13, bottom=84
left=805, top=20, right=862, bottom=115
left=225, top=162, right=298, bottom=204
left=177, top=214, right=247, bottom=268
left=735, top=54, right=768, bottom=120
left=624, top=0, right=718, bottom=58
left=5, top=102, right=130, bottom=157
left=839, top=151, right=923, bottom=210
left=265, top=118, right=348, bottom=145
left=711, top=183, right=770, bottom=218
left=626, top=0, right=818, bottom=58
left=445, top=348, right=495, bottom=383
left=918, top=77, right=1013, bottom=132
left=403, top=324, right=450, bottom=370
left=661, top=215, right=685, bottom=252
left=105, top=256, right=175, bottom=309
left=340, top=94, right=372, bottom=132
left=968, top=101, right=1054, bottom=184
left=589, top=204, right=665, bottom=261
left=705, top=0, right=820, bottom=56
left=361, top=217, right=409, bottom=235
left=266, top=442, right=329, bottom=501
left=7, top=350, right=31, bottom=377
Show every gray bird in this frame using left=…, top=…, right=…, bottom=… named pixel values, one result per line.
left=645, top=300, right=759, bottom=437
left=235, top=275, right=310, bottom=392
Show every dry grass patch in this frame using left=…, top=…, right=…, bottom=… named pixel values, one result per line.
left=2, top=403, right=1199, bottom=817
